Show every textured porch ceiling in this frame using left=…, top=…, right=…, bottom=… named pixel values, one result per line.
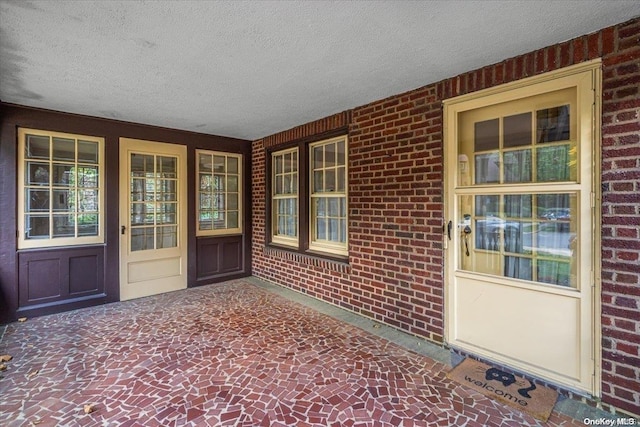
left=1, top=0, right=638, bottom=140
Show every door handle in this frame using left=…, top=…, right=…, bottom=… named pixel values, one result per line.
left=121, top=225, right=126, bottom=235
left=447, top=221, right=452, bottom=240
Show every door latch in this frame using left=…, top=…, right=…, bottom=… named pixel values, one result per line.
left=463, top=225, right=471, bottom=256
left=121, top=225, right=126, bottom=235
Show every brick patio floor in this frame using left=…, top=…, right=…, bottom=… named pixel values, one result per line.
left=0, top=279, right=594, bottom=426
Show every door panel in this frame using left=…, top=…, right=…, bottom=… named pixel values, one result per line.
left=444, top=63, right=600, bottom=393
left=119, top=138, right=187, bottom=301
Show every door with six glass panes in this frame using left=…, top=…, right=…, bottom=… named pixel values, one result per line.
left=444, top=62, right=600, bottom=393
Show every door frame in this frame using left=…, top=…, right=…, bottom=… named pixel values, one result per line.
left=443, top=60, right=602, bottom=396
left=119, top=137, right=188, bottom=301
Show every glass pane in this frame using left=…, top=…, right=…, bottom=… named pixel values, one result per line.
left=156, top=226, right=177, bottom=249
left=200, top=174, right=212, bottom=191
left=77, top=166, right=98, bottom=187
left=536, top=145, right=572, bottom=182
left=277, top=215, right=285, bottom=235
left=503, top=221, right=532, bottom=254
left=26, top=215, right=50, bottom=239
left=229, top=176, right=240, bottom=192
left=77, top=140, right=98, bottom=164
left=52, top=189, right=73, bottom=212
left=537, top=105, right=570, bottom=143
left=314, top=171, right=324, bottom=192
left=131, top=203, right=154, bottom=226
left=503, top=149, right=531, bottom=183
left=199, top=153, right=213, bottom=172
left=275, top=155, right=283, bottom=174
left=27, top=163, right=50, bottom=185
left=228, top=193, right=238, bottom=210
left=53, top=215, right=75, bottom=237
left=340, top=198, right=347, bottom=217
left=200, top=193, right=212, bottom=209
left=504, top=195, right=532, bottom=218
left=283, top=153, right=292, bottom=173
left=213, top=156, right=225, bottom=173
left=313, top=145, right=323, bottom=169
left=156, top=203, right=177, bottom=224
left=199, top=212, right=212, bottom=231
left=227, top=156, right=239, bottom=174
left=158, top=179, right=177, bottom=201
left=286, top=215, right=296, bottom=237
left=283, top=175, right=291, bottom=194
left=131, top=154, right=154, bottom=177
left=325, top=169, right=335, bottom=192
left=26, top=135, right=49, bottom=159
left=52, top=138, right=75, bottom=161
left=325, top=143, right=336, bottom=168
left=288, top=198, right=297, bottom=215
left=503, top=112, right=532, bottom=148
left=227, top=211, right=239, bottom=228
left=316, top=218, right=327, bottom=240
left=537, top=260, right=571, bottom=287
left=131, top=178, right=145, bottom=201
left=474, top=152, right=499, bottom=184
left=212, top=175, right=224, bottom=191
left=337, top=167, right=345, bottom=192
left=213, top=192, right=225, bottom=210
left=328, top=197, right=339, bottom=216
left=504, top=257, right=532, bottom=280
left=337, top=140, right=345, bottom=166
left=213, top=212, right=226, bottom=229
left=79, top=189, right=99, bottom=212
left=53, top=164, right=74, bottom=186
left=157, top=156, right=177, bottom=178
left=475, top=195, right=499, bottom=217
left=340, top=219, right=347, bottom=243
left=328, top=218, right=339, bottom=241
left=316, top=198, right=326, bottom=217
left=27, top=189, right=50, bottom=212
left=77, top=214, right=98, bottom=236
left=474, top=119, right=499, bottom=151
left=131, top=227, right=154, bottom=251
left=475, top=218, right=501, bottom=251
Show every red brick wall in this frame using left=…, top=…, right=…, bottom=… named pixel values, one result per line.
left=251, top=18, right=640, bottom=415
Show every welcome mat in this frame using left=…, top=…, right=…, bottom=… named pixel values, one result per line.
left=447, top=358, right=559, bottom=422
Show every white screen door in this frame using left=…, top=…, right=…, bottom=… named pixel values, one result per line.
left=444, top=62, right=600, bottom=394
left=119, top=138, right=187, bottom=300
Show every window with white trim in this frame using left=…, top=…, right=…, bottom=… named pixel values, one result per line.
left=18, top=128, right=105, bottom=249
left=272, top=148, right=298, bottom=246
left=196, top=150, right=242, bottom=235
left=309, top=137, right=348, bottom=255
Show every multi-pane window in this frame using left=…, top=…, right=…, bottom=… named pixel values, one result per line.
left=456, top=86, right=580, bottom=287
left=18, top=128, right=104, bottom=249
left=272, top=148, right=298, bottom=246
left=310, top=136, right=348, bottom=255
left=129, top=153, right=179, bottom=251
left=196, top=151, right=242, bottom=235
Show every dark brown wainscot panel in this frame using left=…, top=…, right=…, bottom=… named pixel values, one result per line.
left=17, top=245, right=106, bottom=317
left=195, top=235, right=245, bottom=283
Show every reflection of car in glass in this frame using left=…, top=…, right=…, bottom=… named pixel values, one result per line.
left=539, top=208, right=571, bottom=221
left=539, top=208, right=571, bottom=231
